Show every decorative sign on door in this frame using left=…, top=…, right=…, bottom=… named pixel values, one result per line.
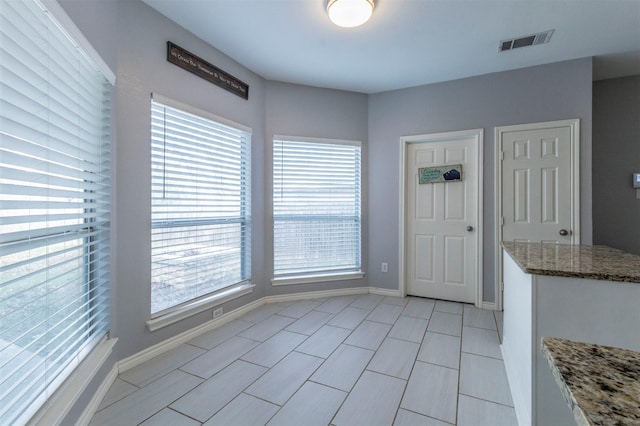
left=419, top=164, right=463, bottom=184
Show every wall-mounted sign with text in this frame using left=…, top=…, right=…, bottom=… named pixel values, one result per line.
left=419, top=164, right=463, bottom=184
left=167, top=41, right=249, bottom=100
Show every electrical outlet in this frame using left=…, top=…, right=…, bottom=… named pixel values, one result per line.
left=381, top=262, right=388, bottom=273
left=213, top=307, right=223, bottom=318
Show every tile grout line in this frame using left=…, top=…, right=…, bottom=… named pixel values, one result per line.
left=325, top=295, right=386, bottom=425
left=389, top=300, right=435, bottom=425
left=457, top=392, right=516, bottom=409
left=325, top=294, right=408, bottom=425
left=455, top=306, right=466, bottom=426
left=94, top=296, right=515, bottom=425
left=261, top=294, right=384, bottom=426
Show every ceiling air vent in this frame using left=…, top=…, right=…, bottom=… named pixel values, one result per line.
left=499, top=29, right=554, bottom=52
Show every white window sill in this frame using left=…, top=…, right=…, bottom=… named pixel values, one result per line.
left=146, top=283, right=255, bottom=332
left=30, top=336, right=117, bottom=425
left=271, top=271, right=365, bottom=286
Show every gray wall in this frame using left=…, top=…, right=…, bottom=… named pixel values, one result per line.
left=114, top=0, right=268, bottom=360
left=264, top=81, right=369, bottom=296
left=58, top=1, right=371, bottom=422
left=593, top=76, right=640, bottom=254
left=368, top=58, right=594, bottom=302
left=59, top=0, right=269, bottom=421
left=54, top=0, right=596, bottom=421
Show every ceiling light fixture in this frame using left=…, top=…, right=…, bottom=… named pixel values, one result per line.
left=327, top=0, right=374, bottom=28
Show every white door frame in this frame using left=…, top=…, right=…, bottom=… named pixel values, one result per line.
left=494, top=119, right=580, bottom=311
left=399, top=128, right=484, bottom=307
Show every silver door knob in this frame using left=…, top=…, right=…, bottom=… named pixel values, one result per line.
left=559, top=229, right=569, bottom=236
left=466, top=226, right=474, bottom=232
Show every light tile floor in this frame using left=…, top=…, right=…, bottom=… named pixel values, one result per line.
left=91, top=294, right=517, bottom=426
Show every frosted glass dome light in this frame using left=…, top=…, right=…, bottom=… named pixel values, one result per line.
left=327, top=0, right=374, bottom=28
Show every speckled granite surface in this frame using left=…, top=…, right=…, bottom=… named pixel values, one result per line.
left=542, top=337, right=640, bottom=426
left=502, top=242, right=640, bottom=283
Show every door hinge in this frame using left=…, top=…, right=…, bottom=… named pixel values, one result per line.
left=501, top=217, right=505, bottom=226
left=500, top=151, right=505, bottom=161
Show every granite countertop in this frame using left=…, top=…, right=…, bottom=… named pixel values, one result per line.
left=502, top=241, right=640, bottom=283
left=541, top=337, right=640, bottom=426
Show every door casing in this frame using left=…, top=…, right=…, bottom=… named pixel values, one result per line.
left=399, top=128, right=484, bottom=307
left=494, top=119, right=580, bottom=311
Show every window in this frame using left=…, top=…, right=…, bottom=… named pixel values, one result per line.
left=0, top=1, right=113, bottom=424
left=151, top=96, right=251, bottom=314
left=273, top=137, right=362, bottom=282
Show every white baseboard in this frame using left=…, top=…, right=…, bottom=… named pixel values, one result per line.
left=76, top=364, right=118, bottom=426
left=81, top=285, right=408, bottom=423
left=480, top=301, right=498, bottom=311
left=110, top=287, right=384, bottom=376
left=263, top=286, right=368, bottom=304
left=369, top=287, right=402, bottom=297
left=119, top=298, right=264, bottom=373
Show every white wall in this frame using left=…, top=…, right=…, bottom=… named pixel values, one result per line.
left=368, top=58, right=593, bottom=302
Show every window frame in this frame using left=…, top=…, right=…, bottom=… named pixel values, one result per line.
left=271, top=135, right=364, bottom=286
left=148, top=94, right=253, bottom=326
left=0, top=0, right=114, bottom=423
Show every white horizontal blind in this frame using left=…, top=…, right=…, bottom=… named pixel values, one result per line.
left=0, top=0, right=112, bottom=424
left=151, top=99, right=251, bottom=314
left=273, top=137, right=361, bottom=277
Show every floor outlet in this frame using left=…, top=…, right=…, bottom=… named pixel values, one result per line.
left=213, top=307, right=223, bottom=318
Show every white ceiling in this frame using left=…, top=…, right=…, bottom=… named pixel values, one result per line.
left=142, top=0, right=640, bottom=94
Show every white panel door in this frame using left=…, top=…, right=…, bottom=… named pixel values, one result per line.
left=406, top=135, right=479, bottom=303
left=501, top=125, right=577, bottom=243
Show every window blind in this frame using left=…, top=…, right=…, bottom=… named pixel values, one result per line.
left=151, top=97, right=251, bottom=314
left=273, top=137, right=361, bottom=277
left=0, top=0, right=113, bottom=424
